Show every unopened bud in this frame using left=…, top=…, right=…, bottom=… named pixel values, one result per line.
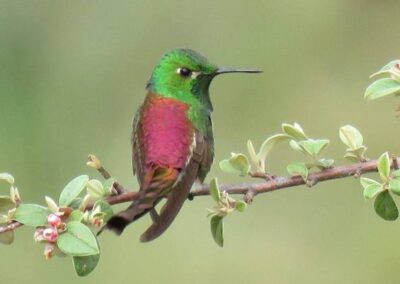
left=87, top=154, right=101, bottom=170
left=43, top=228, right=58, bottom=243
left=47, top=214, right=61, bottom=228
left=45, top=196, right=59, bottom=213
left=10, top=186, right=21, bottom=203
left=79, top=194, right=91, bottom=212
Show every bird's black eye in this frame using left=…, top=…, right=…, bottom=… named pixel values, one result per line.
left=177, top=67, right=192, bottom=78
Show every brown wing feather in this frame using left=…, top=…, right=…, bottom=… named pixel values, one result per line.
left=140, top=131, right=209, bottom=242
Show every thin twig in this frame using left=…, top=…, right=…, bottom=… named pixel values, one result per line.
left=1, top=157, right=398, bottom=234
left=0, top=221, right=22, bottom=233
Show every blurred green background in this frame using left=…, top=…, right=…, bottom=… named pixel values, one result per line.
left=1, top=1, right=400, bottom=283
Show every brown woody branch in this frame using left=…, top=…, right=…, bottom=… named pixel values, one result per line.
left=1, top=157, right=398, bottom=234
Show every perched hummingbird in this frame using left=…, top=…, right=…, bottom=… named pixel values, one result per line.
left=105, top=48, right=261, bottom=242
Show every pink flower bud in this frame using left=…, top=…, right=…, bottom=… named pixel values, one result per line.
left=47, top=214, right=61, bottom=227
left=43, top=228, right=58, bottom=243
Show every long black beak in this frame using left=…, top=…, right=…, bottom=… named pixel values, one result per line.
left=215, top=67, right=262, bottom=75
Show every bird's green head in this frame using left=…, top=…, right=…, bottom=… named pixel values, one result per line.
left=147, top=48, right=261, bottom=111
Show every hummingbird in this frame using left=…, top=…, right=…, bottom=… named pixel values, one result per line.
left=105, top=48, right=261, bottom=242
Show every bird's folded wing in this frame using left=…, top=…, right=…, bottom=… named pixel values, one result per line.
left=140, top=131, right=208, bottom=242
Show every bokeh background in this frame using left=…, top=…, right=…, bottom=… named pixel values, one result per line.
left=1, top=1, right=400, bottom=283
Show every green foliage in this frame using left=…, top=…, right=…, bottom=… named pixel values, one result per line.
left=73, top=254, right=100, bottom=277
left=339, top=125, right=367, bottom=162
left=14, top=204, right=50, bottom=227
left=219, top=153, right=250, bottom=176
left=377, top=152, right=391, bottom=182
left=57, top=222, right=100, bottom=256
left=281, top=123, right=307, bottom=140
left=359, top=151, right=400, bottom=221
left=59, top=175, right=89, bottom=207
left=374, top=191, right=398, bottom=221
left=209, top=178, right=221, bottom=202
left=361, top=178, right=383, bottom=199
left=286, top=162, right=308, bottom=181
left=207, top=178, right=247, bottom=247
left=210, top=215, right=224, bottom=247
left=365, top=60, right=400, bottom=100
left=0, top=167, right=120, bottom=276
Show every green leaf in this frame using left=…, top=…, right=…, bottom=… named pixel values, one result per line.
left=298, top=139, right=330, bottom=157
left=57, top=221, right=99, bottom=256
left=389, top=179, right=400, bottom=196
left=257, top=134, right=290, bottom=165
left=235, top=200, right=247, bottom=212
left=0, top=196, right=15, bottom=213
left=209, top=178, right=221, bottom=202
left=377, top=152, right=391, bottom=181
left=360, top=177, right=381, bottom=190
left=370, top=60, right=400, bottom=79
left=73, top=254, right=100, bottom=277
left=210, top=215, right=224, bottom=247
left=86, top=179, right=105, bottom=200
left=363, top=184, right=383, bottom=199
left=339, top=125, right=363, bottom=149
left=246, top=140, right=260, bottom=172
left=69, top=210, right=84, bottom=222
left=282, top=123, right=307, bottom=140
left=59, top=175, right=89, bottom=207
left=0, top=230, right=14, bottom=245
left=93, top=200, right=113, bottom=223
left=364, top=78, right=400, bottom=100
left=374, top=191, right=398, bottom=221
left=14, top=204, right=50, bottom=227
left=317, top=158, right=334, bottom=169
left=219, top=153, right=250, bottom=176
left=286, top=162, right=308, bottom=180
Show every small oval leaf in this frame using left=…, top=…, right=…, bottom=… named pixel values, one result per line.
left=73, top=254, right=100, bottom=277
left=208, top=178, right=221, bottom=202
left=374, top=191, right=398, bottom=221
left=360, top=177, right=381, bottom=190
left=298, top=139, right=330, bottom=157
left=57, top=221, right=100, bottom=256
left=389, top=179, right=400, bottom=196
left=257, top=134, right=290, bottom=163
left=286, top=162, right=308, bottom=180
left=219, top=153, right=250, bottom=176
left=59, top=175, right=89, bottom=207
left=339, top=125, right=363, bottom=149
left=210, top=215, right=224, bottom=247
left=377, top=152, right=391, bottom=182
left=14, top=204, right=50, bottom=227
left=282, top=123, right=307, bottom=140
left=365, top=78, right=400, bottom=100
left=363, top=184, right=383, bottom=199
